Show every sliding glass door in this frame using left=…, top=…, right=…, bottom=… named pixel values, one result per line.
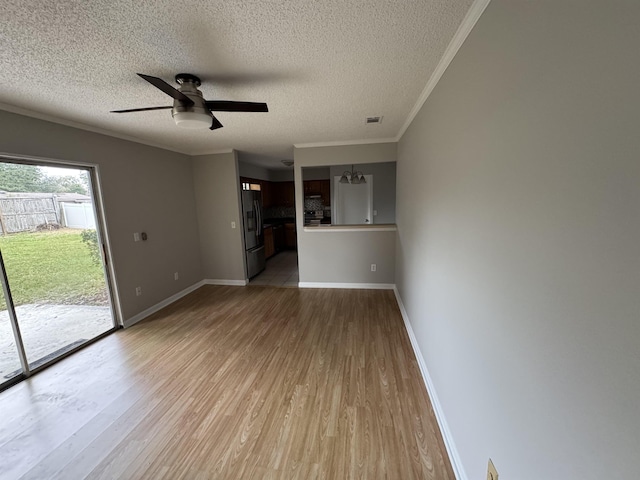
left=0, top=266, right=26, bottom=387
left=0, top=159, right=116, bottom=390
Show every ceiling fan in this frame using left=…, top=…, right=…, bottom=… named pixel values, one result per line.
left=111, top=73, right=268, bottom=130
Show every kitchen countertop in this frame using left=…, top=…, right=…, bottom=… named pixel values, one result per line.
left=263, top=217, right=296, bottom=225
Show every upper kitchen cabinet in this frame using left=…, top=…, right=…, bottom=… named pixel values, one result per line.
left=303, top=179, right=330, bottom=206
left=270, top=181, right=295, bottom=208
left=303, top=180, right=321, bottom=195
left=261, top=180, right=272, bottom=208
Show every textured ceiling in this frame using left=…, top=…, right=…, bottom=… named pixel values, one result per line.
left=1, top=0, right=474, bottom=168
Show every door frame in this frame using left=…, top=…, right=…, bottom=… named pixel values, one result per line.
left=0, top=153, right=121, bottom=392
left=333, top=174, right=374, bottom=225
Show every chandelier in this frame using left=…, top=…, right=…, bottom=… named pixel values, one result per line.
left=339, top=165, right=366, bottom=184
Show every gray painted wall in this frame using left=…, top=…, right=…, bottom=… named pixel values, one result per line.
left=0, top=110, right=202, bottom=323
left=238, top=160, right=270, bottom=181
left=395, top=1, right=640, bottom=478
left=238, top=159, right=294, bottom=182
left=193, top=152, right=246, bottom=282
left=269, top=169, right=294, bottom=182
left=301, top=167, right=330, bottom=180
left=295, top=143, right=397, bottom=285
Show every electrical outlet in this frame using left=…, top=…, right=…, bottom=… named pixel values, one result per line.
left=371, top=264, right=377, bottom=272
left=133, top=232, right=140, bottom=242
left=174, top=272, right=179, bottom=280
left=487, top=459, right=499, bottom=480
left=231, top=221, right=236, bottom=229
left=135, top=286, right=142, bottom=296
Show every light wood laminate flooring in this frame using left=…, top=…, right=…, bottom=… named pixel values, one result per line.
left=0, top=286, right=454, bottom=479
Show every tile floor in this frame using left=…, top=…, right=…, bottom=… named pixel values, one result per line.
left=250, top=250, right=299, bottom=287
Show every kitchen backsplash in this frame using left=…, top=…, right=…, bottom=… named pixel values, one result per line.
left=304, top=198, right=323, bottom=211
left=265, top=206, right=296, bottom=218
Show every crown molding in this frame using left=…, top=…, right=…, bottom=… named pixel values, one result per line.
left=190, top=149, right=235, bottom=157
left=395, top=0, right=491, bottom=141
left=293, top=138, right=397, bottom=149
left=0, top=102, right=192, bottom=155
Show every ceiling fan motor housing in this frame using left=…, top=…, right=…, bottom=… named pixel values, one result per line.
left=171, top=75, right=212, bottom=128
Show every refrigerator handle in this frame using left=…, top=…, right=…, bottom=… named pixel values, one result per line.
left=254, top=200, right=262, bottom=236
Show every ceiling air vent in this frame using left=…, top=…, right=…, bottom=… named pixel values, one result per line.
left=365, top=116, right=383, bottom=124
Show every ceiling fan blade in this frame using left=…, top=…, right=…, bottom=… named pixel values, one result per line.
left=210, top=116, right=223, bottom=130
left=137, top=73, right=194, bottom=106
left=110, top=106, right=173, bottom=113
left=204, top=101, right=268, bottom=112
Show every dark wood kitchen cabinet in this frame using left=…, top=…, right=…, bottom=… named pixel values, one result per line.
left=264, top=225, right=275, bottom=258
left=320, top=179, right=330, bottom=205
left=304, top=180, right=321, bottom=195
left=271, top=181, right=295, bottom=207
left=284, top=222, right=297, bottom=249
left=304, top=179, right=330, bottom=206
left=261, top=181, right=272, bottom=208
left=272, top=224, right=285, bottom=252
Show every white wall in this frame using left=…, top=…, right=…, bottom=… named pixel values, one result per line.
left=0, top=110, right=202, bottom=323
left=295, top=143, right=397, bottom=285
left=395, top=1, right=640, bottom=478
left=192, top=152, right=246, bottom=282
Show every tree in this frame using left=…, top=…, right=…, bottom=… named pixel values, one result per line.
left=0, top=162, right=45, bottom=192
left=0, top=163, right=89, bottom=195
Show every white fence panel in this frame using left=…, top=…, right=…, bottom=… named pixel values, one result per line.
left=62, top=203, right=96, bottom=229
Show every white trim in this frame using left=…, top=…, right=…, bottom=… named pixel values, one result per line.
left=202, top=278, right=248, bottom=286
left=189, top=148, right=235, bottom=156
left=293, top=138, right=397, bottom=149
left=123, top=280, right=205, bottom=328
left=0, top=103, right=190, bottom=155
left=393, top=287, right=468, bottom=480
left=304, top=225, right=396, bottom=233
left=299, top=282, right=394, bottom=290
left=396, top=0, right=491, bottom=141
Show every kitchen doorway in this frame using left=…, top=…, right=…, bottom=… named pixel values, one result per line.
left=0, top=158, right=117, bottom=391
left=249, top=249, right=298, bottom=287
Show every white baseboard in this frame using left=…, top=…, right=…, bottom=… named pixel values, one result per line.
left=393, top=287, right=468, bottom=480
left=123, top=280, right=205, bottom=328
left=202, top=279, right=248, bottom=286
left=298, top=282, right=395, bottom=290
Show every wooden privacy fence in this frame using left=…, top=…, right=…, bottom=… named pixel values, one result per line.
left=0, top=194, right=94, bottom=234
left=0, top=195, right=60, bottom=234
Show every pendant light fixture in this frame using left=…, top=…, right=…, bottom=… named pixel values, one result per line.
left=339, top=165, right=366, bottom=184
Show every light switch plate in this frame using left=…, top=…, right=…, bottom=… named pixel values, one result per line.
left=231, top=221, right=236, bottom=229
left=133, top=232, right=140, bottom=242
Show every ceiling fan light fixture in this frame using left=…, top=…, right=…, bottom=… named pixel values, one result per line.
left=172, top=110, right=212, bottom=129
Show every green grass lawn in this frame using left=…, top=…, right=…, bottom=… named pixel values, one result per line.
left=0, top=229, right=108, bottom=309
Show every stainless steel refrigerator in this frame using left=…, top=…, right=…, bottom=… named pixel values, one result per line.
left=241, top=190, right=266, bottom=279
